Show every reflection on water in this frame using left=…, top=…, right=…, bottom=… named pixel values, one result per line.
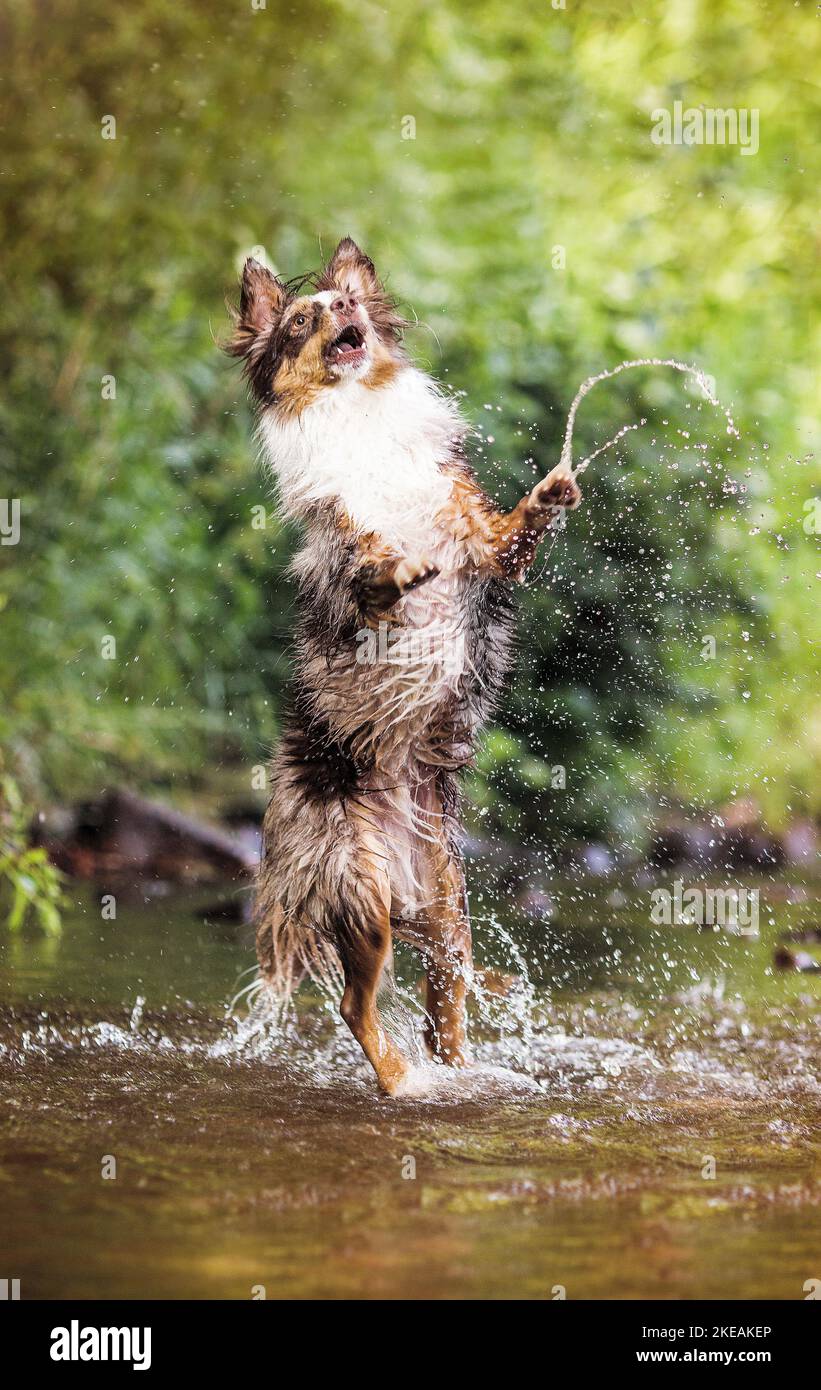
left=1, top=877, right=819, bottom=1299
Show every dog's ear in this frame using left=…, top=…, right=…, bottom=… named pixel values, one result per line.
left=318, top=238, right=406, bottom=346
left=227, top=258, right=289, bottom=358
left=319, top=237, right=382, bottom=299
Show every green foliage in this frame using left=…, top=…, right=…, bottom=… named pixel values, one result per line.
left=0, top=770, right=63, bottom=932
left=1, top=0, right=818, bottom=851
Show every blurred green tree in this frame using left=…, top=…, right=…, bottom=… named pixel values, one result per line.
left=1, top=0, right=818, bottom=855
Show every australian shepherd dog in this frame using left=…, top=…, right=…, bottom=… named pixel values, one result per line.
left=228, top=238, right=580, bottom=1094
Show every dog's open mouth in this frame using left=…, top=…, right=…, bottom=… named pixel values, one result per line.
left=327, top=323, right=367, bottom=365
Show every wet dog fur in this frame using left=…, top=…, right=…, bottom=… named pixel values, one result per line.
left=228, top=238, right=581, bottom=1094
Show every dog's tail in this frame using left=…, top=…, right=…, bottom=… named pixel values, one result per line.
left=254, top=897, right=344, bottom=1011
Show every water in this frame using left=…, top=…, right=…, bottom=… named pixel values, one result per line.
left=558, top=356, right=740, bottom=479
left=526, top=355, right=742, bottom=573
left=1, top=876, right=818, bottom=1299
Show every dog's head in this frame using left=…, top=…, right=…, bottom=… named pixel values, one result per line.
left=227, top=238, right=406, bottom=413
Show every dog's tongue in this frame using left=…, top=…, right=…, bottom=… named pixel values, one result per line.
left=333, top=325, right=363, bottom=356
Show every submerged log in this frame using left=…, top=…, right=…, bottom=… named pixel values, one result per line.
left=39, top=788, right=258, bottom=885
left=773, top=944, right=821, bottom=974
left=650, top=807, right=785, bottom=870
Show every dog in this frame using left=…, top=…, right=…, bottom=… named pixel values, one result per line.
left=228, top=238, right=581, bottom=1094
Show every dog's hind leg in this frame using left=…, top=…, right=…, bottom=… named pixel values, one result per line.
left=395, top=776, right=473, bottom=1067
left=336, top=840, right=411, bottom=1097
left=420, top=850, right=473, bottom=1068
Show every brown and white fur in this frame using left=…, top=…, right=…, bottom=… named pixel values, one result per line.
left=228, top=238, right=581, bottom=1095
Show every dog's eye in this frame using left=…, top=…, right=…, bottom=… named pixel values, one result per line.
left=293, top=314, right=307, bottom=328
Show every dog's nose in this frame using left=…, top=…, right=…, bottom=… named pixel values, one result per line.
left=331, top=293, right=359, bottom=317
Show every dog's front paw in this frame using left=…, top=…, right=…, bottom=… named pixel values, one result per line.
left=394, top=554, right=439, bottom=596
left=530, top=465, right=582, bottom=514
left=357, top=553, right=439, bottom=620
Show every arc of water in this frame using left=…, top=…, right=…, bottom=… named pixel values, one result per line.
left=557, top=357, right=739, bottom=480
left=529, top=357, right=740, bottom=579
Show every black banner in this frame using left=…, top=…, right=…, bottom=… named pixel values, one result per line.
left=1, top=1299, right=814, bottom=1375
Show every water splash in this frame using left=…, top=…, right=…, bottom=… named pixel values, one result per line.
left=558, top=357, right=740, bottom=479
left=4, top=991, right=818, bottom=1106
left=468, top=913, right=540, bottom=1075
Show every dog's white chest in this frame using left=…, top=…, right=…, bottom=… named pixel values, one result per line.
left=259, top=368, right=463, bottom=550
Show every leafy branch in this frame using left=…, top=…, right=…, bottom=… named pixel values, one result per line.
left=0, top=771, right=63, bottom=934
